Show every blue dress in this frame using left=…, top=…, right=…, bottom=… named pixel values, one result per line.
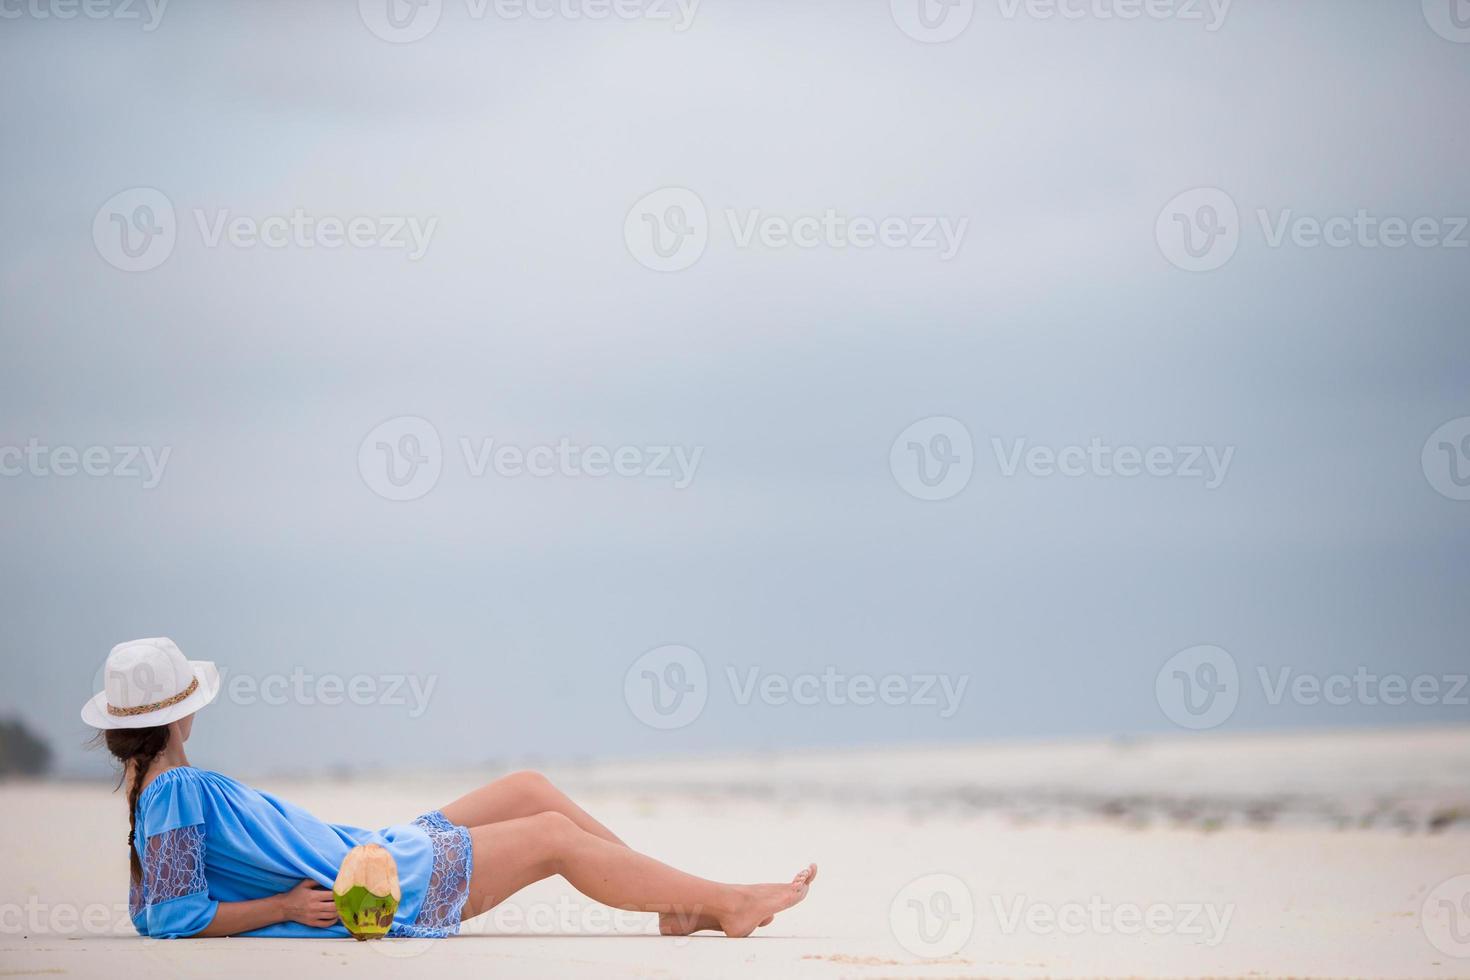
left=127, top=767, right=473, bottom=939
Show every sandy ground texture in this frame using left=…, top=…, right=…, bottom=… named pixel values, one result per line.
left=3, top=727, right=1468, bottom=979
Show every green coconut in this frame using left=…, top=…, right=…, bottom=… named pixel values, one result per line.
left=334, top=843, right=401, bottom=940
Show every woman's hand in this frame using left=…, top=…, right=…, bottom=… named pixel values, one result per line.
left=196, top=882, right=339, bottom=937
left=277, top=879, right=340, bottom=928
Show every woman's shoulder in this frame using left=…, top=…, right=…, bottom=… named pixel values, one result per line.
left=136, top=764, right=200, bottom=801
left=135, top=767, right=240, bottom=829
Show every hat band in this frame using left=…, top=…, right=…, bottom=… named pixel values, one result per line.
left=106, top=677, right=199, bottom=718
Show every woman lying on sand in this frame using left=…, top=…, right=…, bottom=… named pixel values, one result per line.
left=82, top=637, right=816, bottom=939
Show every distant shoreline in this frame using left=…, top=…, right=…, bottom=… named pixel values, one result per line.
left=25, top=725, right=1469, bottom=833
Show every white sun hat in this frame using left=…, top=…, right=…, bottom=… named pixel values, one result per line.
left=81, top=637, right=221, bottom=730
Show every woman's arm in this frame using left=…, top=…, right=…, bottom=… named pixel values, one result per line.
left=194, top=879, right=340, bottom=936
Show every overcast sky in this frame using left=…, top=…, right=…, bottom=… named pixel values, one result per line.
left=2, top=0, right=1467, bottom=777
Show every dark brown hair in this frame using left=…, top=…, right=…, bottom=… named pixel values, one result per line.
left=97, top=726, right=171, bottom=882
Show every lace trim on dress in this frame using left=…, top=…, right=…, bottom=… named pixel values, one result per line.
left=128, top=876, right=145, bottom=923
left=129, top=823, right=208, bottom=929
left=143, top=824, right=209, bottom=904
left=391, top=811, right=473, bottom=938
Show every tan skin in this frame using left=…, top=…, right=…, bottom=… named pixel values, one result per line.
left=129, top=714, right=816, bottom=938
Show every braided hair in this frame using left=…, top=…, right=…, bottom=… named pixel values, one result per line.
left=100, top=726, right=171, bottom=883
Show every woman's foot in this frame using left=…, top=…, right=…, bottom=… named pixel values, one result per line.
left=659, top=911, right=773, bottom=936
left=659, top=911, right=727, bottom=935
left=715, top=864, right=817, bottom=938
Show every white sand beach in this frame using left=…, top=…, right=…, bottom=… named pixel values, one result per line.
left=3, top=727, right=1468, bottom=979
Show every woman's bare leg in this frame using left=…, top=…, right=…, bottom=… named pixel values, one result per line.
left=439, top=770, right=625, bottom=845
left=462, top=811, right=815, bottom=938
left=438, top=770, right=733, bottom=933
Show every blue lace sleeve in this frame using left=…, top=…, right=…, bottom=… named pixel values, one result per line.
left=136, top=824, right=218, bottom=938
